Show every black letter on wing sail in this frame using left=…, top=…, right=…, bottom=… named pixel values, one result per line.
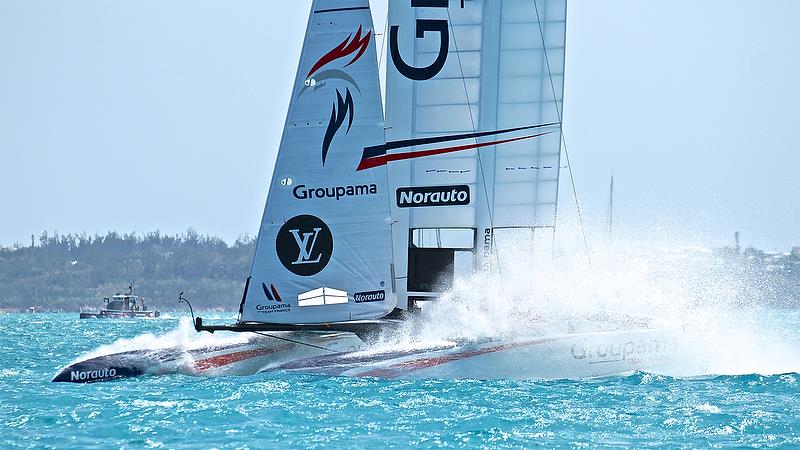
left=322, top=88, right=355, bottom=165
left=390, top=19, right=449, bottom=81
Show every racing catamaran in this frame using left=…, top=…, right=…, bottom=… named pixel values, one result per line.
left=54, top=0, right=680, bottom=383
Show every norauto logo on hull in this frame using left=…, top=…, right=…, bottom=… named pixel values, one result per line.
left=71, top=368, right=117, bottom=382
left=396, top=185, right=471, bottom=208
left=354, top=290, right=385, bottom=303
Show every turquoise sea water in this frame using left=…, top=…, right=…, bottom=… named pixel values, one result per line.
left=1, top=312, right=799, bottom=449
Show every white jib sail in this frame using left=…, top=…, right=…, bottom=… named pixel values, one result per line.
left=240, top=0, right=396, bottom=324
left=379, top=0, right=567, bottom=305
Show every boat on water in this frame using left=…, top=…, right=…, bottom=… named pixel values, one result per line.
left=79, top=286, right=160, bottom=319
left=55, top=0, right=686, bottom=383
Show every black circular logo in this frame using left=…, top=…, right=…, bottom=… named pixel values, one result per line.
left=276, top=215, right=333, bottom=276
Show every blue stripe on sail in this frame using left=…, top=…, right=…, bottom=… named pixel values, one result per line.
left=361, top=122, right=560, bottom=159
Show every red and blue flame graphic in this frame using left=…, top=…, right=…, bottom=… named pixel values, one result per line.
left=307, top=26, right=371, bottom=79
left=303, top=26, right=372, bottom=166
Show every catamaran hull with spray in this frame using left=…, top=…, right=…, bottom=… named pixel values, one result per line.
left=274, top=329, right=681, bottom=380
left=52, top=330, right=367, bottom=383
left=53, top=321, right=684, bottom=383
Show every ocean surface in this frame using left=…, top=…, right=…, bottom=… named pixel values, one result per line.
left=1, top=312, right=799, bottom=449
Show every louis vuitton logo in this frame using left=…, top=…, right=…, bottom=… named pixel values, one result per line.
left=289, top=228, right=324, bottom=265
left=276, top=215, right=334, bottom=277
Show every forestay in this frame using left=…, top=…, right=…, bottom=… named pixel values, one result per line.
left=379, top=0, right=567, bottom=303
left=240, top=0, right=395, bottom=324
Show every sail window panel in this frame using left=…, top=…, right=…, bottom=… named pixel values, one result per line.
left=542, top=22, right=567, bottom=49
left=495, top=171, right=543, bottom=187
left=540, top=48, right=566, bottom=75
left=498, top=75, right=544, bottom=104
left=536, top=179, right=559, bottom=202
left=451, top=25, right=484, bottom=52
left=501, top=1, right=541, bottom=24
left=534, top=138, right=562, bottom=159
left=411, top=157, right=478, bottom=184
left=415, top=105, right=480, bottom=133
left=415, top=78, right=480, bottom=107
left=496, top=139, right=557, bottom=161
left=493, top=139, right=539, bottom=158
left=497, top=103, right=543, bottom=128
left=540, top=75, right=565, bottom=102
left=543, top=0, right=568, bottom=22
left=492, top=138, right=541, bottom=158
left=500, top=0, right=566, bottom=23
left=496, top=168, right=542, bottom=185
left=540, top=101, right=563, bottom=124
left=501, top=23, right=546, bottom=50
left=409, top=207, right=476, bottom=229
left=494, top=203, right=557, bottom=229
left=434, top=51, right=482, bottom=78
left=494, top=182, right=537, bottom=205
left=499, top=49, right=546, bottom=77
left=494, top=205, right=536, bottom=228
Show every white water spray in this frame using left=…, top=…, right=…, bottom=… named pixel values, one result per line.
left=396, top=236, right=800, bottom=376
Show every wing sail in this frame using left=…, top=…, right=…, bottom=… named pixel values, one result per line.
left=384, top=0, right=567, bottom=305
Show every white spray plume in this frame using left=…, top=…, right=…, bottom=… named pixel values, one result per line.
left=392, top=234, right=800, bottom=376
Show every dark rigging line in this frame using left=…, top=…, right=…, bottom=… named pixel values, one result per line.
left=445, top=7, right=505, bottom=279
left=532, top=0, right=592, bottom=264
left=251, top=331, right=338, bottom=353
left=376, top=5, right=390, bottom=71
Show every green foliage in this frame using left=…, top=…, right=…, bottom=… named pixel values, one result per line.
left=0, top=230, right=255, bottom=311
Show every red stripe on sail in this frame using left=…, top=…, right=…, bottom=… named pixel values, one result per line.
left=307, top=26, right=372, bottom=78
left=356, top=131, right=555, bottom=171
left=271, top=284, right=283, bottom=302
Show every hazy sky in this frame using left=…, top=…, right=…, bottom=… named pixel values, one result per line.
left=1, top=1, right=798, bottom=251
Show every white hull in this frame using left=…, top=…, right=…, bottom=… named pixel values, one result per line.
left=54, top=328, right=681, bottom=383
left=271, top=329, right=679, bottom=380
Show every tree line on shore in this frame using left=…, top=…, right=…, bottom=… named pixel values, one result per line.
left=1, top=230, right=797, bottom=312
left=0, top=230, right=254, bottom=311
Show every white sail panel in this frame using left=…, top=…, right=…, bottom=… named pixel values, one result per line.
left=382, top=0, right=567, bottom=306
left=241, top=0, right=395, bottom=324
